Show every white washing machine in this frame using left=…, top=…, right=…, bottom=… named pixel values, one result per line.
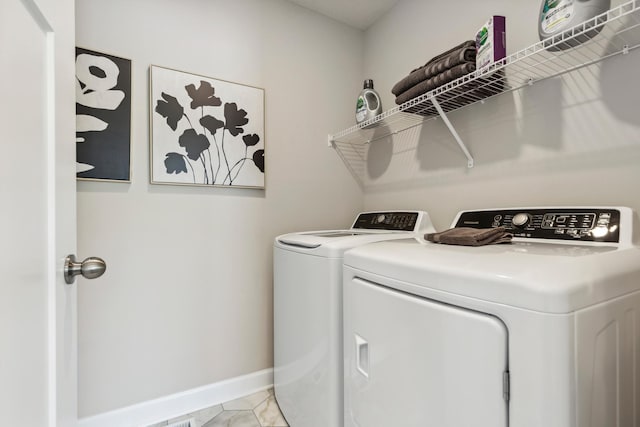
left=343, top=207, right=640, bottom=427
left=273, top=211, right=435, bottom=427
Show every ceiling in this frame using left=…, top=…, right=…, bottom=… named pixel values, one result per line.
left=287, top=0, right=400, bottom=30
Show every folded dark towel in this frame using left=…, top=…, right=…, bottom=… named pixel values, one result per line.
left=424, top=46, right=476, bottom=80
left=424, top=40, right=476, bottom=67
left=395, top=62, right=476, bottom=105
left=391, top=67, right=431, bottom=97
left=401, top=69, right=507, bottom=116
left=391, top=41, right=476, bottom=96
left=425, top=227, right=512, bottom=246
left=391, top=41, right=477, bottom=96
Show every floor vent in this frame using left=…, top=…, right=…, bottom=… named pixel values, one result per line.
left=166, top=419, right=195, bottom=427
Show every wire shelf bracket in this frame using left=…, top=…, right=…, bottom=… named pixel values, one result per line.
left=430, top=97, right=474, bottom=168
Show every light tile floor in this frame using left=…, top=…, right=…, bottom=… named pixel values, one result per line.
left=147, top=388, right=288, bottom=427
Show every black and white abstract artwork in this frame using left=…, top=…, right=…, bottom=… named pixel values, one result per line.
left=150, top=65, right=265, bottom=189
left=75, top=47, right=132, bottom=181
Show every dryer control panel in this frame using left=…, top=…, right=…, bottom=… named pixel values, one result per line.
left=352, top=211, right=420, bottom=232
left=455, top=208, right=621, bottom=243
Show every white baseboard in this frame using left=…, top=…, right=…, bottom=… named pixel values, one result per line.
left=78, top=368, right=273, bottom=427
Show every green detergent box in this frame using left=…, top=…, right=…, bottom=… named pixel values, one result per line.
left=475, top=15, right=506, bottom=69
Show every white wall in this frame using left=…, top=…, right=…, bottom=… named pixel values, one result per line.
left=362, top=0, right=640, bottom=230
left=76, top=0, right=363, bottom=417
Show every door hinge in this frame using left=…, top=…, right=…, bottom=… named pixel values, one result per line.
left=503, top=371, right=510, bottom=402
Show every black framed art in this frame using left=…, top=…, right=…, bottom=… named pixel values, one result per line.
left=75, top=47, right=132, bottom=182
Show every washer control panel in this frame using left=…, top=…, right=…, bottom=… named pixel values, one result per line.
left=455, top=208, right=621, bottom=242
left=352, top=211, right=420, bottom=232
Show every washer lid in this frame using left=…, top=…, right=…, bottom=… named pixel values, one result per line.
left=344, top=238, right=640, bottom=314
left=301, top=231, right=382, bottom=238
left=275, top=230, right=415, bottom=257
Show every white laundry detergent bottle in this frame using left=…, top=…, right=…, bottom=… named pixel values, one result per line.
left=538, top=0, right=611, bottom=50
left=355, top=79, right=382, bottom=128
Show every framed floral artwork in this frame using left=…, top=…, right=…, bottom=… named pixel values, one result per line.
left=76, top=47, right=132, bottom=182
left=150, top=65, right=265, bottom=188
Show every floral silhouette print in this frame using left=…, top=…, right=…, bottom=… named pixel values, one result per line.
left=165, top=152, right=189, bottom=174
left=152, top=68, right=264, bottom=187
left=253, top=149, right=265, bottom=173
left=200, top=115, right=224, bottom=134
left=155, top=93, right=184, bottom=131
left=179, top=129, right=210, bottom=160
left=224, top=103, right=249, bottom=136
left=185, top=81, right=221, bottom=109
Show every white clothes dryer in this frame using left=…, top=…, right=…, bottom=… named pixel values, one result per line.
left=343, top=207, right=640, bottom=427
left=274, top=211, right=435, bottom=427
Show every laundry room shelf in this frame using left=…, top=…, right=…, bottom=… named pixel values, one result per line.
left=329, top=0, right=640, bottom=187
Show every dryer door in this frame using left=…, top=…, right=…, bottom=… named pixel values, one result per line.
left=344, top=277, right=508, bottom=427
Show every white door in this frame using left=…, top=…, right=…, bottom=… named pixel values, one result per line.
left=0, top=0, right=77, bottom=426
left=344, top=278, right=509, bottom=427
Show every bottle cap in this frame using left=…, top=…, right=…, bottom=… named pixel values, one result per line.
left=363, top=79, right=374, bottom=89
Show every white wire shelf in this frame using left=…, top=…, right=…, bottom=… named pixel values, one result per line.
left=329, top=0, right=640, bottom=186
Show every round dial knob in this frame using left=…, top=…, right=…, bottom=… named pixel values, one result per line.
left=376, top=214, right=386, bottom=223
left=512, top=213, right=530, bottom=228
